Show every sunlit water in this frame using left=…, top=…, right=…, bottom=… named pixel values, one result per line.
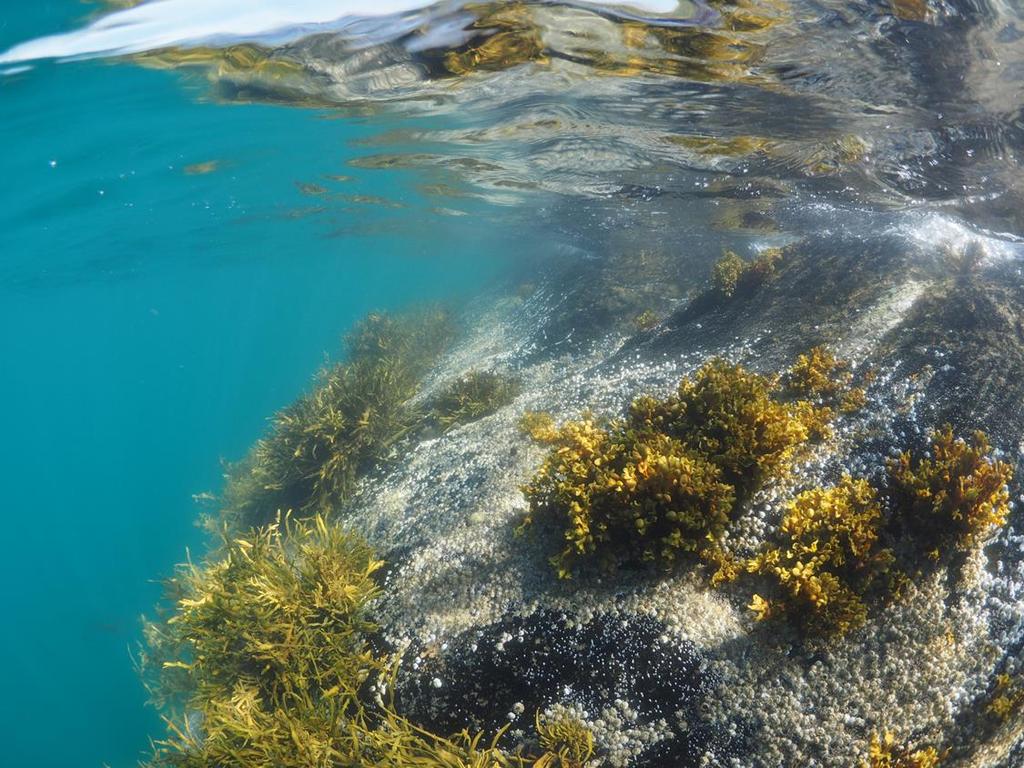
left=3, top=0, right=1024, bottom=765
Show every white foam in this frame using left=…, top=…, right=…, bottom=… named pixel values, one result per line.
left=895, top=211, right=1024, bottom=263
left=0, top=0, right=683, bottom=64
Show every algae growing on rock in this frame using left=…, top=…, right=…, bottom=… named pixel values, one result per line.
left=137, top=261, right=1023, bottom=766
left=140, top=514, right=599, bottom=768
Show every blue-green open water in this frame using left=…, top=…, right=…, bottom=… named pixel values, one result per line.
left=0, top=5, right=513, bottom=766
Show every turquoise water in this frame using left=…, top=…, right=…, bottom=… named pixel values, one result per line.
left=0, top=5, right=512, bottom=766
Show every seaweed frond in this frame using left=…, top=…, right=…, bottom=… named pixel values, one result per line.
left=711, top=251, right=746, bottom=297
left=222, top=308, right=454, bottom=529
left=629, top=359, right=820, bottom=499
left=430, top=371, right=520, bottom=432
left=143, top=515, right=565, bottom=768
left=710, top=248, right=781, bottom=298
left=749, top=476, right=893, bottom=635
left=863, top=732, right=942, bottom=768
left=519, top=411, right=558, bottom=443
left=888, top=425, right=1012, bottom=551
left=987, top=673, right=1024, bottom=721
left=521, top=356, right=836, bottom=577
left=785, top=345, right=867, bottom=415
left=521, top=414, right=735, bottom=577
left=633, top=309, right=660, bottom=331
left=144, top=514, right=385, bottom=767
left=534, top=712, right=595, bottom=768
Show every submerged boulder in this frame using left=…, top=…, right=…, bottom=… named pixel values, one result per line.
left=335, top=223, right=1024, bottom=767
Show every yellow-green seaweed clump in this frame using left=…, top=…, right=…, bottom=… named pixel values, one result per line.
left=519, top=410, right=558, bottom=443
left=142, top=515, right=580, bottom=768
left=633, top=309, right=660, bottom=331
left=987, top=673, right=1024, bottom=720
left=748, top=476, right=894, bottom=635
left=711, top=250, right=746, bottom=297
left=863, top=732, right=942, bottom=768
left=745, top=424, right=1013, bottom=636
left=534, top=712, right=595, bottom=768
left=628, top=359, right=824, bottom=498
left=430, top=370, right=520, bottom=432
left=143, top=514, right=385, bottom=767
left=787, top=345, right=850, bottom=399
left=223, top=309, right=454, bottom=529
left=522, top=358, right=834, bottom=577
left=888, top=425, right=1013, bottom=552
left=710, top=248, right=781, bottom=297
left=520, top=414, right=735, bottom=577
left=785, top=345, right=868, bottom=413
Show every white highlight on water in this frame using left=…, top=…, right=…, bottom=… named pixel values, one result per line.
left=0, top=0, right=684, bottom=64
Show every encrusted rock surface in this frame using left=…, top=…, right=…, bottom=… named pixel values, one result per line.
left=342, top=219, right=1024, bottom=767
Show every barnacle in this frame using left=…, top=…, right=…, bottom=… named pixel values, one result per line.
left=142, top=515, right=589, bottom=768
left=863, top=732, right=942, bottom=768
left=431, top=370, right=519, bottom=432
left=221, top=308, right=454, bottom=529
left=749, top=476, right=894, bottom=635
left=888, top=425, right=1013, bottom=550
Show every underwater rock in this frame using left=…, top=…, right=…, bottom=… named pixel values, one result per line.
left=141, top=206, right=1024, bottom=766
left=398, top=611, right=737, bottom=767
left=877, top=261, right=1024, bottom=446
left=327, top=221, right=1024, bottom=767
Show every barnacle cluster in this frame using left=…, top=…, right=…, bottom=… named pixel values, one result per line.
left=862, top=732, right=942, bottom=768
left=710, top=248, right=781, bottom=297
left=142, top=515, right=595, bottom=768
left=430, top=370, right=520, bottom=433
left=888, top=426, right=1013, bottom=552
left=222, top=309, right=454, bottom=529
left=521, top=358, right=834, bottom=577
left=748, top=477, right=894, bottom=635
